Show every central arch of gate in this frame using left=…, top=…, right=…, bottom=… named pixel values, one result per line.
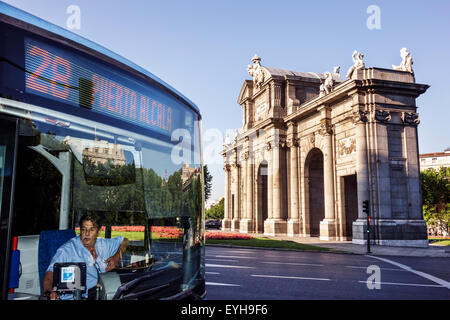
left=222, top=57, right=430, bottom=246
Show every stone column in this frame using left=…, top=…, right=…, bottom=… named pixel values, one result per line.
left=402, top=113, right=422, bottom=220
left=319, top=116, right=337, bottom=240
left=240, top=152, right=255, bottom=233
left=231, top=164, right=240, bottom=231
left=222, top=164, right=231, bottom=230
left=287, top=138, right=300, bottom=236
left=272, top=143, right=281, bottom=219
left=264, top=137, right=287, bottom=236
left=242, top=156, right=247, bottom=220
left=401, top=113, right=428, bottom=243
left=352, top=110, right=371, bottom=244
left=267, top=142, right=273, bottom=220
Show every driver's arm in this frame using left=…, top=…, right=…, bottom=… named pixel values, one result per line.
left=42, top=271, right=59, bottom=300
left=105, top=238, right=129, bottom=272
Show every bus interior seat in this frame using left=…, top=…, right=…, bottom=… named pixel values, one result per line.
left=38, top=229, right=76, bottom=293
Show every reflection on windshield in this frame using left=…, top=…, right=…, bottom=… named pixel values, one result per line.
left=10, top=106, right=204, bottom=298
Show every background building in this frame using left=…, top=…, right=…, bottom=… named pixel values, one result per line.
left=419, top=148, right=450, bottom=171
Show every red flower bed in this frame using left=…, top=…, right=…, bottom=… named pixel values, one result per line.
left=151, top=226, right=183, bottom=239
left=205, top=231, right=253, bottom=240
left=75, top=226, right=145, bottom=232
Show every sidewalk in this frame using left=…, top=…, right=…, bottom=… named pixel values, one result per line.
left=225, top=231, right=450, bottom=258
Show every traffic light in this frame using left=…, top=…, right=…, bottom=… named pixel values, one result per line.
left=363, top=200, right=370, bottom=215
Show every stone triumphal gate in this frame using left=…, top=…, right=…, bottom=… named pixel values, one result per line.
left=221, top=51, right=430, bottom=247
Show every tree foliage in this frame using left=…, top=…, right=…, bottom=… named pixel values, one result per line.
left=203, top=164, right=212, bottom=201
left=421, top=167, right=450, bottom=235
left=205, top=197, right=224, bottom=220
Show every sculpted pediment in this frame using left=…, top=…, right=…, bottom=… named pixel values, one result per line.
left=238, top=80, right=253, bottom=105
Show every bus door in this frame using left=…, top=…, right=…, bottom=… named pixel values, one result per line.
left=0, top=117, right=18, bottom=300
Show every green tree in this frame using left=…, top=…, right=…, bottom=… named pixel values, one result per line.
left=421, top=167, right=450, bottom=235
left=203, top=165, right=212, bottom=201
left=205, top=197, right=224, bottom=220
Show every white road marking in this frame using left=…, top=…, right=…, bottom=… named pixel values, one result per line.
left=251, top=274, right=331, bottom=281
left=367, top=255, right=450, bottom=290
left=214, top=255, right=256, bottom=259
left=358, top=281, right=444, bottom=288
left=206, top=263, right=255, bottom=269
left=211, top=250, right=257, bottom=254
left=262, top=262, right=324, bottom=267
left=206, top=282, right=241, bottom=287
left=206, top=258, right=239, bottom=262
left=345, top=265, right=407, bottom=272
left=205, top=272, right=221, bottom=275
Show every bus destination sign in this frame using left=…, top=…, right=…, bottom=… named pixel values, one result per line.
left=24, top=39, right=179, bottom=135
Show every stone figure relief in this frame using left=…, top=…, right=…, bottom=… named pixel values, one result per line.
left=374, top=109, right=391, bottom=123
left=346, top=50, right=365, bottom=79
left=319, top=72, right=334, bottom=97
left=247, top=54, right=266, bottom=88
left=353, top=110, right=369, bottom=123
left=392, top=48, right=414, bottom=74
left=401, top=112, right=420, bottom=125
left=338, top=137, right=356, bottom=156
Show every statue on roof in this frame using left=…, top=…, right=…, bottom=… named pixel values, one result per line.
left=247, top=54, right=265, bottom=88
left=224, top=132, right=231, bottom=146
left=392, top=47, right=413, bottom=74
left=346, top=50, right=365, bottom=79
left=333, top=66, right=342, bottom=82
left=319, top=72, right=333, bottom=97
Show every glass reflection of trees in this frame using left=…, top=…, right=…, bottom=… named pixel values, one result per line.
left=72, top=154, right=203, bottom=268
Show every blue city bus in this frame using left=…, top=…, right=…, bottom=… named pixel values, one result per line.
left=0, top=2, right=205, bottom=300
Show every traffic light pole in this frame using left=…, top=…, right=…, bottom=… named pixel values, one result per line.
left=363, top=200, right=371, bottom=254
left=366, top=210, right=371, bottom=254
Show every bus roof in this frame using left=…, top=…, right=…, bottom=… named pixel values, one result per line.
left=0, top=1, right=200, bottom=115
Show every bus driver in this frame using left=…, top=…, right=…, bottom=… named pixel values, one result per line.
left=42, top=213, right=129, bottom=300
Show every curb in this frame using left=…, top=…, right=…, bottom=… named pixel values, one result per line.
left=205, top=243, right=357, bottom=255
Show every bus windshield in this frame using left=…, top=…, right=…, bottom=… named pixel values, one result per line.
left=1, top=98, right=204, bottom=300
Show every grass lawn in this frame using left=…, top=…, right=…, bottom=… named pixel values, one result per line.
left=206, top=237, right=335, bottom=252
left=430, top=239, right=450, bottom=246
left=76, top=230, right=145, bottom=241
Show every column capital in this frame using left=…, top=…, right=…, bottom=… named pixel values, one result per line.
left=319, top=118, right=333, bottom=135
left=352, top=110, right=369, bottom=124
left=401, top=112, right=420, bottom=126
left=373, top=109, right=391, bottom=123
left=286, top=138, right=299, bottom=148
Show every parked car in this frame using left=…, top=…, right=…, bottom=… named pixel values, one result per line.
left=205, top=219, right=222, bottom=229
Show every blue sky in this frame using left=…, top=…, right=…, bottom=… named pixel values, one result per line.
left=3, top=0, right=450, bottom=201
